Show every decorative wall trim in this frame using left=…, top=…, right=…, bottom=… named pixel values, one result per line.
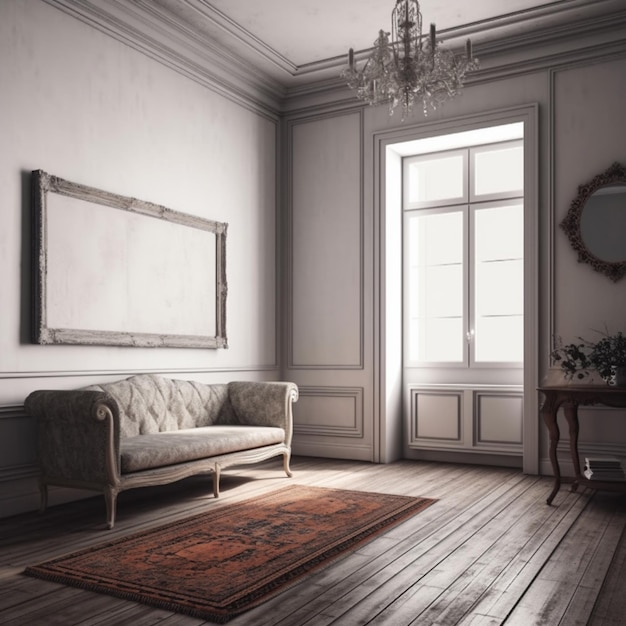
left=558, top=439, right=626, bottom=459
left=409, top=389, right=463, bottom=444
left=541, top=440, right=626, bottom=478
left=291, top=440, right=373, bottom=462
left=286, top=110, right=365, bottom=370
left=474, top=390, right=524, bottom=447
left=0, top=366, right=280, bottom=380
left=285, top=41, right=626, bottom=120
left=293, top=386, right=364, bottom=438
left=0, top=464, right=39, bottom=483
left=548, top=47, right=626, bottom=358
left=375, top=105, right=535, bottom=467
left=0, top=405, right=28, bottom=420
left=42, top=1, right=626, bottom=124
left=407, top=384, right=524, bottom=455
left=42, top=0, right=283, bottom=118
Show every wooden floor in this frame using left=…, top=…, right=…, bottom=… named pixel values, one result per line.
left=1, top=457, right=625, bottom=625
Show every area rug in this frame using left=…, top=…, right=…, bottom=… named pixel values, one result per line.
left=24, top=484, right=435, bottom=623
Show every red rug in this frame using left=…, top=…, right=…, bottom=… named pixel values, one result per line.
left=24, top=485, right=435, bottom=623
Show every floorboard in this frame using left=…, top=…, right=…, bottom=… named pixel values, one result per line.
left=0, top=457, right=625, bottom=625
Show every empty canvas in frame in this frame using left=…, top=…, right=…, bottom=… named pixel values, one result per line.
left=31, top=170, right=228, bottom=349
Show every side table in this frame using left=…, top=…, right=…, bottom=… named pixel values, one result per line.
left=539, top=385, right=626, bottom=504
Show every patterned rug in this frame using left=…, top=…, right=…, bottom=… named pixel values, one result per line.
left=24, top=484, right=435, bottom=623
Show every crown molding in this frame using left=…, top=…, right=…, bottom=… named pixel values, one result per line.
left=42, top=0, right=626, bottom=117
left=42, top=0, right=285, bottom=116
left=282, top=12, right=626, bottom=113
left=153, top=0, right=298, bottom=76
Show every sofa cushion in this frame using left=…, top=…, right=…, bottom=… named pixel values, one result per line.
left=85, top=374, right=234, bottom=437
left=119, top=426, right=285, bottom=473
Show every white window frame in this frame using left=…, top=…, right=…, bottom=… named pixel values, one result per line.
left=403, top=140, right=524, bottom=370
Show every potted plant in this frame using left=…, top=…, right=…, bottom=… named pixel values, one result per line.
left=551, top=330, right=626, bottom=385
left=589, top=331, right=626, bottom=384
left=550, top=337, right=592, bottom=381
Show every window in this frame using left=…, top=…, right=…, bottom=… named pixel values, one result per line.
left=404, top=140, right=523, bottom=367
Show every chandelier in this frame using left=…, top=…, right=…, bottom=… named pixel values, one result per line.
left=342, top=0, right=479, bottom=118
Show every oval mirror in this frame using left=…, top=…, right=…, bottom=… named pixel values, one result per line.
left=561, top=162, right=626, bottom=281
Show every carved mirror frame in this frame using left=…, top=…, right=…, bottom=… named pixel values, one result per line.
left=560, top=162, right=626, bottom=282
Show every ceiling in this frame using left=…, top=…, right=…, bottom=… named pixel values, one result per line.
left=148, top=0, right=620, bottom=87
left=199, top=0, right=553, bottom=66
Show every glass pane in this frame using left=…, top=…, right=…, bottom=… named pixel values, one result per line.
left=475, top=315, right=523, bottom=362
left=474, top=145, right=523, bottom=196
left=475, top=259, right=523, bottom=316
left=408, top=154, right=464, bottom=204
left=475, top=204, right=523, bottom=261
left=424, top=265, right=463, bottom=318
left=407, top=210, right=464, bottom=363
left=474, top=203, right=523, bottom=363
left=423, top=317, right=464, bottom=362
left=409, top=211, right=463, bottom=267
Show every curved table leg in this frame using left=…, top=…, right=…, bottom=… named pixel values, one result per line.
left=541, top=393, right=561, bottom=505
left=563, top=401, right=581, bottom=492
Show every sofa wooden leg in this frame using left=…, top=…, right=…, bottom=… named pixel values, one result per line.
left=213, top=465, right=221, bottom=498
left=283, top=452, right=293, bottom=478
left=104, top=487, right=118, bottom=530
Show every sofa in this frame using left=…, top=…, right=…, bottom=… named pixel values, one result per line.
left=24, top=374, right=299, bottom=528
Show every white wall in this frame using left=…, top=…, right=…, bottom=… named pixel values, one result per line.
left=0, top=1, right=279, bottom=516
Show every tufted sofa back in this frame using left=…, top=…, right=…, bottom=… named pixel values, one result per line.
left=85, top=374, right=234, bottom=438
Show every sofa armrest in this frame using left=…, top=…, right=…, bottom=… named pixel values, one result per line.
left=227, top=382, right=298, bottom=445
left=24, top=390, right=122, bottom=486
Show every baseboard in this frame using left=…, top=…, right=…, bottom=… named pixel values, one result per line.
left=0, top=477, right=95, bottom=521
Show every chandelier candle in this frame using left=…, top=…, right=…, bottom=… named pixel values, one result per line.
left=342, top=0, right=479, bottom=119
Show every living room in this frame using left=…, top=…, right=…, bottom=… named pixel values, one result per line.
left=1, top=1, right=626, bottom=622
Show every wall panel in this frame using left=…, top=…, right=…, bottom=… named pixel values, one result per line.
left=294, top=387, right=364, bottom=437
left=408, top=385, right=523, bottom=456
left=286, top=110, right=373, bottom=461
left=290, top=113, right=362, bottom=368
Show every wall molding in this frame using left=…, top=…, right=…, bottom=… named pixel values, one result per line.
left=0, top=365, right=280, bottom=380
left=409, top=389, right=463, bottom=444
left=42, top=0, right=283, bottom=118
left=0, top=405, right=28, bottom=419
left=286, top=110, right=365, bottom=370
left=474, top=390, right=524, bottom=447
left=548, top=46, right=626, bottom=358
left=42, top=0, right=626, bottom=121
left=291, top=440, right=373, bottom=463
left=0, top=463, right=39, bottom=483
left=541, top=440, right=626, bottom=478
left=294, top=386, right=364, bottom=438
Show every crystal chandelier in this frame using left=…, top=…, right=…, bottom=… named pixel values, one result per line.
left=342, top=0, right=479, bottom=118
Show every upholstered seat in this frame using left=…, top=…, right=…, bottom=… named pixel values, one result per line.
left=25, top=374, right=298, bottom=528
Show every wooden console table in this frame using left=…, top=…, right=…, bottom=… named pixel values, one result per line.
left=539, top=385, right=626, bottom=505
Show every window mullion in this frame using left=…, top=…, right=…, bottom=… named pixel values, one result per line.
left=468, top=204, right=475, bottom=368
left=465, top=150, right=473, bottom=369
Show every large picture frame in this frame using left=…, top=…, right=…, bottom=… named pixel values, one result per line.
left=32, top=170, right=228, bottom=349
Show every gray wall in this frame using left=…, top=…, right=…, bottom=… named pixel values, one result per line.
left=284, top=27, right=626, bottom=473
